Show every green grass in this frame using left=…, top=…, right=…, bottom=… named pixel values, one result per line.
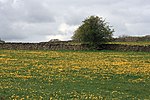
left=108, top=41, right=150, bottom=46
left=44, top=41, right=150, bottom=46
left=0, top=50, right=150, bottom=99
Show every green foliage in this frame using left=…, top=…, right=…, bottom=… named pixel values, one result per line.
left=72, top=16, right=114, bottom=45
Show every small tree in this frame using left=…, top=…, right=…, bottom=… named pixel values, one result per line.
left=72, top=16, right=114, bottom=46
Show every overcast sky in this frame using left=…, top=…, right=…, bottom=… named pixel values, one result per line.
left=0, top=0, right=150, bottom=42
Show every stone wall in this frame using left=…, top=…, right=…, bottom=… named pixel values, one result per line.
left=99, top=44, right=150, bottom=52
left=0, top=42, right=150, bottom=52
left=0, top=42, right=90, bottom=50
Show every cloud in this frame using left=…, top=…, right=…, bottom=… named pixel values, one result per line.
left=0, top=0, right=150, bottom=42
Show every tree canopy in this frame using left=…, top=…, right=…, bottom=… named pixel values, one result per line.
left=72, top=16, right=114, bottom=45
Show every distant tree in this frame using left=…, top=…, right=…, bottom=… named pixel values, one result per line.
left=0, top=38, right=5, bottom=43
left=118, top=35, right=129, bottom=38
left=49, top=39, right=60, bottom=42
left=141, top=35, right=150, bottom=41
left=72, top=16, right=114, bottom=46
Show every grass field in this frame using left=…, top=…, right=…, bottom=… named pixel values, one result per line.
left=0, top=50, right=150, bottom=99
left=108, top=41, right=150, bottom=46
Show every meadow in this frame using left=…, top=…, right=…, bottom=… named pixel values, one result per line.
left=0, top=50, right=150, bottom=99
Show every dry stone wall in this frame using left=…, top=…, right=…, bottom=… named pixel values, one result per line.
left=0, top=42, right=90, bottom=50
left=0, top=42, right=150, bottom=52
left=99, top=44, right=150, bottom=52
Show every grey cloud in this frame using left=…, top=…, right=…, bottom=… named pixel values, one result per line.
left=0, top=0, right=150, bottom=42
left=60, top=8, right=89, bottom=25
left=20, top=0, right=55, bottom=23
left=0, top=0, right=55, bottom=23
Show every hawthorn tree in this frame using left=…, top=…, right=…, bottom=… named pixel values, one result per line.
left=72, top=16, right=114, bottom=46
